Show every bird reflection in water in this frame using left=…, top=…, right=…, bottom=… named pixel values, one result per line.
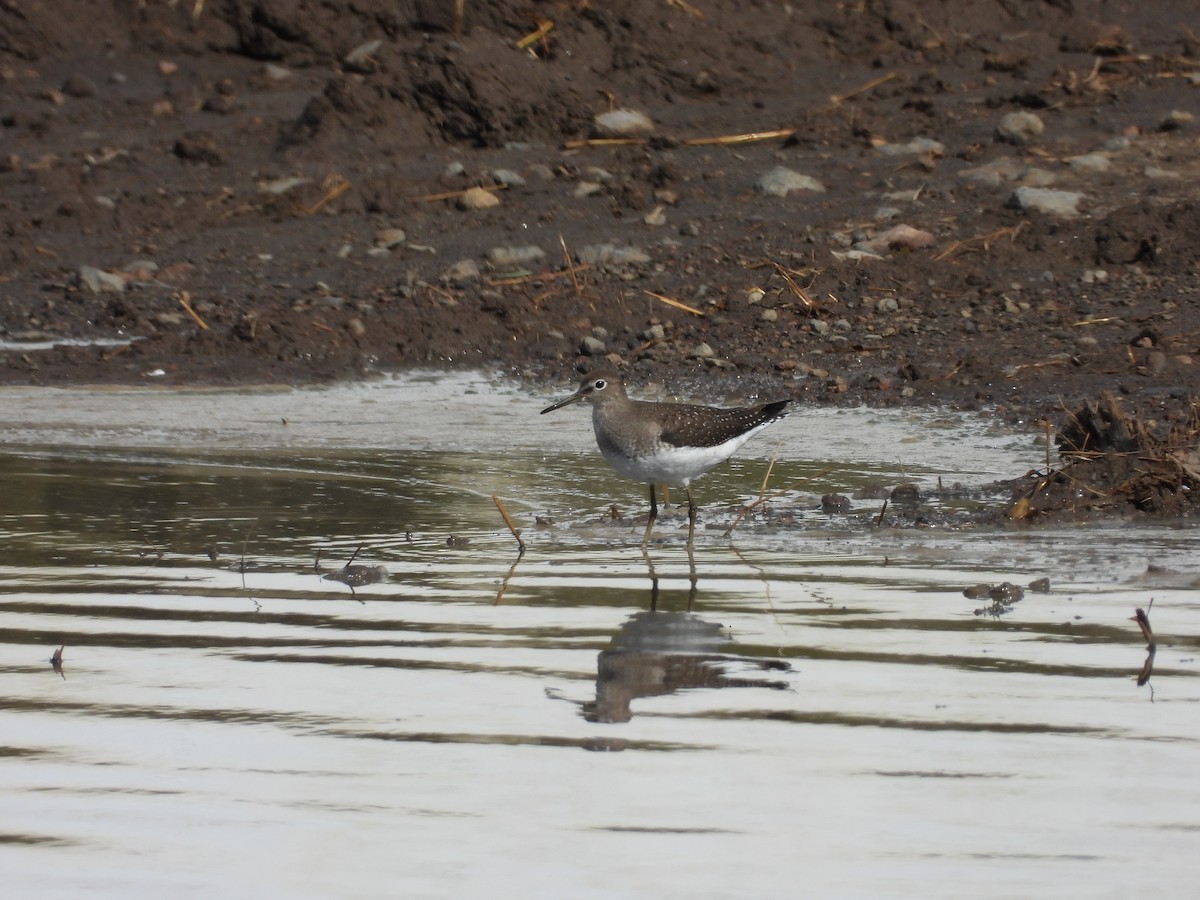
left=582, top=568, right=792, bottom=722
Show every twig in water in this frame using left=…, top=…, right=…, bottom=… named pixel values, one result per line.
left=492, top=494, right=526, bottom=554
left=725, top=465, right=834, bottom=537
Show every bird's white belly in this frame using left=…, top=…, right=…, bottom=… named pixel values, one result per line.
left=599, top=431, right=761, bottom=486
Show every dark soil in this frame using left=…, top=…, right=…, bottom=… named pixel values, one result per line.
left=2, top=3, right=1199, bottom=450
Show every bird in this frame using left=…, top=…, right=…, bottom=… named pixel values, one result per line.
left=541, top=368, right=789, bottom=545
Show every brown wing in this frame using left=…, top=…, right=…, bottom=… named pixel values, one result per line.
left=654, top=400, right=789, bottom=448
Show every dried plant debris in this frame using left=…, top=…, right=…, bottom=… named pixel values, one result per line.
left=1005, top=393, right=1200, bottom=520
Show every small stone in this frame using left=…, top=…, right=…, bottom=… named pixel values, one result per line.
left=1028, top=577, right=1051, bottom=593
left=77, top=265, right=126, bottom=293
left=592, top=108, right=654, bottom=138
left=690, top=342, right=715, bottom=359
left=457, top=187, right=499, bottom=210
left=856, top=224, right=936, bottom=255
left=61, top=75, right=96, bottom=98
left=491, top=168, right=526, bottom=187
left=1159, top=110, right=1194, bottom=131
left=375, top=227, right=406, bottom=249
left=573, top=181, right=602, bottom=198
left=760, top=308, right=778, bottom=322
left=346, top=317, right=366, bottom=338
left=1068, top=153, right=1111, bottom=173
left=875, top=137, right=945, bottom=157
left=444, top=258, right=480, bottom=283
left=643, top=324, right=666, bottom=341
left=577, top=244, right=650, bottom=267
left=157, top=60, right=179, bottom=76
left=1007, top=186, right=1085, bottom=218
left=757, top=166, right=825, bottom=197
left=581, top=335, right=607, bottom=356
left=643, top=205, right=667, bottom=226
left=995, top=111, right=1044, bottom=145
left=487, top=245, right=546, bottom=267
left=821, top=493, right=851, bottom=514
left=343, top=39, right=382, bottom=73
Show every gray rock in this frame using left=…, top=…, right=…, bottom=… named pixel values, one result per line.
left=876, top=137, right=945, bottom=157
left=78, top=265, right=126, bottom=293
left=581, top=335, right=607, bottom=356
left=995, top=111, right=1045, bottom=145
left=491, top=168, right=526, bottom=187
left=690, top=342, right=715, bottom=359
left=577, top=244, right=650, bottom=267
left=592, top=108, right=654, bottom=138
left=1068, top=153, right=1111, bottom=173
left=757, top=166, right=825, bottom=197
left=444, top=258, right=481, bottom=283
left=374, top=227, right=406, bottom=249
left=1007, top=186, right=1086, bottom=218
left=487, top=245, right=546, bottom=267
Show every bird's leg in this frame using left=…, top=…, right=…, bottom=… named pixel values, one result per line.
left=685, top=486, right=697, bottom=547
left=641, top=483, right=658, bottom=547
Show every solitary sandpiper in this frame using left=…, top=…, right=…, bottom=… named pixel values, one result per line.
left=541, top=369, right=790, bottom=545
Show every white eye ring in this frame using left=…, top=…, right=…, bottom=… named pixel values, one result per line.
left=593, top=379, right=607, bottom=391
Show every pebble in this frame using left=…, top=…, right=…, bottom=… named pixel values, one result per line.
left=61, top=75, right=96, bottom=98
left=574, top=182, right=602, bottom=198
left=346, top=317, right=366, bottom=338
left=1007, top=186, right=1085, bottom=217
left=760, top=308, right=778, bottom=322
left=491, top=168, right=526, bottom=187
left=690, top=342, right=715, bottom=359
left=757, top=166, right=825, bottom=197
left=876, top=137, right=945, bottom=157
left=957, top=158, right=1056, bottom=188
left=1068, top=152, right=1111, bottom=173
left=487, top=245, right=546, bottom=267
left=457, top=187, right=499, bottom=210
left=1159, top=110, right=1193, bottom=131
left=581, top=335, right=607, bottom=356
left=343, top=39, right=382, bottom=73
left=444, top=259, right=480, bottom=283
left=995, top=111, right=1045, bottom=144
left=855, top=224, right=936, bottom=255
left=592, top=108, right=654, bottom=138
left=821, top=493, right=851, bottom=513
left=643, top=205, right=666, bottom=226
left=77, top=265, right=126, bottom=293
left=577, top=244, right=650, bottom=267
left=374, top=227, right=406, bottom=249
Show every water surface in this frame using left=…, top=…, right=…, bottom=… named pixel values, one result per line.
left=1, top=372, right=1197, bottom=897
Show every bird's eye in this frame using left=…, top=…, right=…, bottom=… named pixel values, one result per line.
left=593, top=379, right=607, bottom=391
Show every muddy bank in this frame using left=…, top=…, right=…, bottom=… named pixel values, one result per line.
left=1, top=0, right=1199, bottom=423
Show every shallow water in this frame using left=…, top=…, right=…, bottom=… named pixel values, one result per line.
left=1, top=372, right=1198, bottom=898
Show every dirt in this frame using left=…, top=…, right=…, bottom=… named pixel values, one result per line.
left=2, top=2, right=1199, bottom=458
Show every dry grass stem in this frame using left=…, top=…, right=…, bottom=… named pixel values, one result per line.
left=411, top=184, right=505, bottom=203
left=644, top=289, right=705, bottom=317
left=830, top=72, right=898, bottom=105
left=303, top=174, right=350, bottom=215
left=725, top=465, right=834, bottom=536
left=932, top=224, right=1024, bottom=261
left=560, top=234, right=585, bottom=302
left=684, top=129, right=795, bottom=146
left=177, top=291, right=209, bottom=330
left=666, top=0, right=705, bottom=17
left=516, top=19, right=554, bottom=50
